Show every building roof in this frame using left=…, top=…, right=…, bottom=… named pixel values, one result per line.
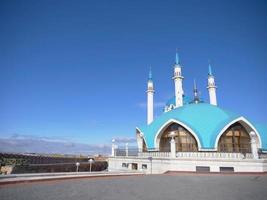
left=137, top=103, right=265, bottom=149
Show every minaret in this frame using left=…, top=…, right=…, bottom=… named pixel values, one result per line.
left=147, top=67, right=154, bottom=124
left=193, top=79, right=200, bottom=104
left=207, top=63, right=217, bottom=106
left=172, top=52, right=184, bottom=108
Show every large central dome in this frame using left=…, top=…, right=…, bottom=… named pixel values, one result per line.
left=137, top=103, right=241, bottom=149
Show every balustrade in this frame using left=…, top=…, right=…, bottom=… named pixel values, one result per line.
left=114, top=148, right=254, bottom=159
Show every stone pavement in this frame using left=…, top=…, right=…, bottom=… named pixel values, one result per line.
left=0, top=171, right=144, bottom=185
left=1, top=174, right=267, bottom=200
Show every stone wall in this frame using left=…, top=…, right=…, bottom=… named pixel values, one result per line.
left=109, top=157, right=267, bottom=174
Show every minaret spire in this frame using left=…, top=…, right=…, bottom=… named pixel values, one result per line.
left=207, top=62, right=217, bottom=106
left=208, top=63, right=213, bottom=76
left=147, top=67, right=154, bottom=124
left=175, top=51, right=179, bottom=65
left=193, top=79, right=197, bottom=90
left=148, top=66, right=152, bottom=80
left=193, top=79, right=200, bottom=104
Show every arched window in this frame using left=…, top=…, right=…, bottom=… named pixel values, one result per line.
left=218, top=122, right=251, bottom=153
left=159, top=123, right=198, bottom=152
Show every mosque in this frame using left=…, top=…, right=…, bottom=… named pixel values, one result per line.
left=109, top=53, right=267, bottom=173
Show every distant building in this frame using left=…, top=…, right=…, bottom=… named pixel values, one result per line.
left=109, top=53, right=267, bottom=173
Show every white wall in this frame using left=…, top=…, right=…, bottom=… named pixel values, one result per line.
left=109, top=157, right=267, bottom=174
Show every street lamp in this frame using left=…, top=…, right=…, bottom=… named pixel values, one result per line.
left=88, top=158, right=94, bottom=172
left=148, top=156, right=152, bottom=174
left=75, top=162, right=80, bottom=172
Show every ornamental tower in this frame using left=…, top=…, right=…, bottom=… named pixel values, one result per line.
left=207, top=63, right=217, bottom=106
left=193, top=79, right=200, bottom=104
left=147, top=68, right=154, bottom=124
left=172, top=52, right=184, bottom=107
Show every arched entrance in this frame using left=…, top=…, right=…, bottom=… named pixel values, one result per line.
left=218, top=122, right=251, bottom=153
left=159, top=123, right=198, bottom=152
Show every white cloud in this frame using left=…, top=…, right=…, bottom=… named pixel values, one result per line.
left=8, top=133, right=69, bottom=143
left=0, top=134, right=111, bottom=155
left=113, top=137, right=136, bottom=143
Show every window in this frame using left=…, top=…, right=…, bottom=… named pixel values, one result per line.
left=159, top=123, right=198, bottom=152
left=220, top=167, right=234, bottom=173
left=132, top=163, right=138, bottom=170
left=142, top=164, right=147, bottom=169
left=196, top=166, right=210, bottom=172
left=218, top=123, right=251, bottom=153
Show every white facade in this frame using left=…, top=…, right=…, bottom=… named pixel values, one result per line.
left=109, top=156, right=267, bottom=174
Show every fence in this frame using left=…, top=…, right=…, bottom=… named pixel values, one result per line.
left=114, top=148, right=265, bottom=159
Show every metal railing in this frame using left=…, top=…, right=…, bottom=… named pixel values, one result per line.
left=115, top=148, right=171, bottom=157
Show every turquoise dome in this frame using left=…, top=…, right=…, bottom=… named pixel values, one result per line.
left=138, top=103, right=256, bottom=149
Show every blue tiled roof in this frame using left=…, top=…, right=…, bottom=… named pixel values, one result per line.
left=138, top=103, right=241, bottom=149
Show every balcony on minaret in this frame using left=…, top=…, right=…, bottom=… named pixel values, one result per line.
left=147, top=80, right=154, bottom=92
left=173, top=65, right=183, bottom=80
left=147, top=87, right=154, bottom=92
left=175, top=71, right=181, bottom=77
left=207, top=77, right=217, bottom=88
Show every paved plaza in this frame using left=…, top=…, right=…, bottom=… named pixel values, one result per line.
left=0, top=174, right=267, bottom=200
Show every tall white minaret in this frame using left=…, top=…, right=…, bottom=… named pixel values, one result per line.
left=207, top=63, right=217, bottom=106
left=147, top=68, right=154, bottom=124
left=172, top=52, right=184, bottom=108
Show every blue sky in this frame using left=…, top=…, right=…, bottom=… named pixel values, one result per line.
left=0, top=0, right=267, bottom=145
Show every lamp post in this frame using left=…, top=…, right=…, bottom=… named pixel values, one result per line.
left=148, top=156, right=152, bottom=174
left=125, top=143, right=129, bottom=157
left=111, top=139, right=116, bottom=157
left=89, top=158, right=94, bottom=172
left=75, top=162, right=80, bottom=172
